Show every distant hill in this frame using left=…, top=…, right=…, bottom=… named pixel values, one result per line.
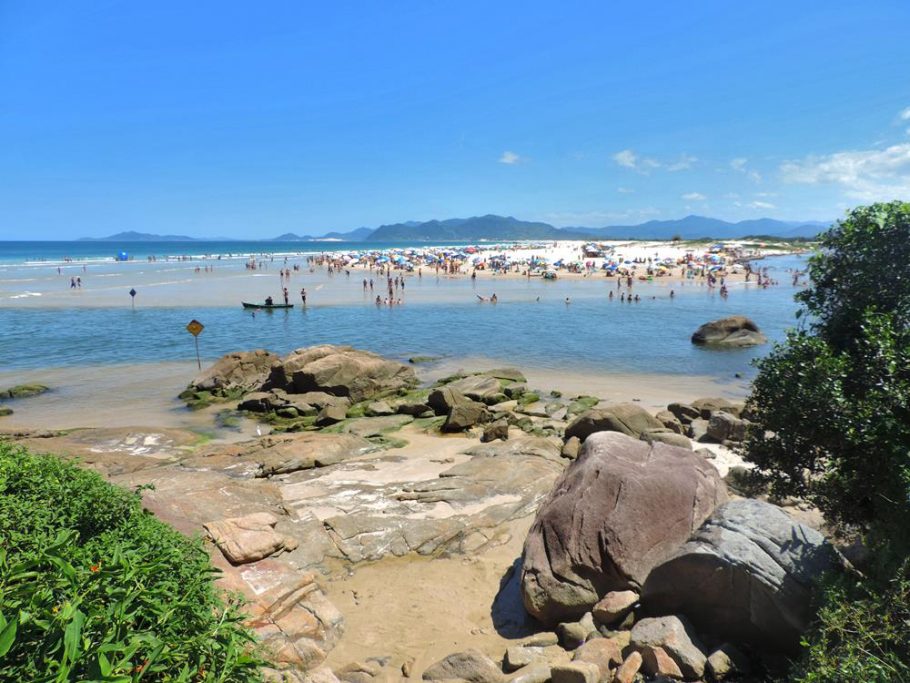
left=78, top=231, right=200, bottom=242
left=569, top=215, right=826, bottom=240
left=269, top=227, right=373, bottom=241
left=366, top=215, right=569, bottom=241
left=77, top=215, right=830, bottom=243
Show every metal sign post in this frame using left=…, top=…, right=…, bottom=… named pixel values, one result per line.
left=129, top=288, right=137, bottom=309
left=186, top=319, right=204, bottom=370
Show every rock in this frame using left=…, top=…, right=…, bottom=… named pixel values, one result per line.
left=504, top=382, right=528, bottom=399
left=427, top=386, right=470, bottom=415
left=317, top=403, right=349, bottom=426
left=655, top=410, right=684, bottom=434
left=203, top=512, right=298, bottom=564
left=3, top=383, right=49, bottom=399
left=666, top=402, right=700, bottom=425
left=340, top=414, right=413, bottom=438
left=561, top=436, right=581, bottom=460
left=557, top=619, right=592, bottom=650
left=614, top=652, right=642, bottom=683
left=269, top=345, right=418, bottom=401
left=550, top=662, right=601, bottom=683
left=691, top=316, right=767, bottom=347
left=640, top=646, right=683, bottom=679
left=592, top=590, right=638, bottom=627
left=0, top=407, right=12, bottom=417
left=482, top=420, right=510, bottom=442
left=642, top=499, right=843, bottom=653
left=691, top=397, right=736, bottom=419
left=572, top=638, right=623, bottom=677
left=564, top=403, right=665, bottom=442
left=463, top=436, right=563, bottom=463
left=487, top=367, right=527, bottom=383
left=641, top=430, right=691, bottom=450
left=187, top=350, right=280, bottom=397
left=507, top=664, right=553, bottom=683
left=688, top=418, right=709, bottom=442
left=520, top=432, right=727, bottom=625
left=706, top=643, right=749, bottom=681
left=504, top=645, right=546, bottom=672
left=422, top=649, right=504, bottom=682
left=630, top=615, right=706, bottom=679
left=448, top=374, right=507, bottom=403
left=442, top=400, right=492, bottom=432
left=706, top=412, right=746, bottom=443
left=365, top=400, right=395, bottom=416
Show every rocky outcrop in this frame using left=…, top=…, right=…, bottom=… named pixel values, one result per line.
left=182, top=432, right=376, bottom=478
left=186, top=349, right=280, bottom=397
left=563, top=403, right=667, bottom=442
left=268, top=345, right=417, bottom=401
left=691, top=316, right=767, bottom=347
left=2, top=383, right=50, bottom=399
left=642, top=499, right=843, bottom=653
left=204, top=512, right=298, bottom=564
left=520, top=432, right=727, bottom=625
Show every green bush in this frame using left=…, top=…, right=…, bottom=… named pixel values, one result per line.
left=788, top=564, right=910, bottom=683
left=0, top=441, right=264, bottom=682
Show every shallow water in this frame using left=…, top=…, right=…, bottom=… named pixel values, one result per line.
left=1, top=255, right=805, bottom=379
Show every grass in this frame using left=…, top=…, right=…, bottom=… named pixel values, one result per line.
left=0, top=441, right=265, bottom=681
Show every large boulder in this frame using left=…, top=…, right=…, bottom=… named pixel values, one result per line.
left=630, top=615, right=707, bottom=679
left=564, top=403, right=666, bottom=442
left=203, top=512, right=298, bottom=564
left=188, top=350, right=280, bottom=397
left=642, top=498, right=843, bottom=653
left=520, top=432, right=727, bottom=625
left=691, top=316, right=767, bottom=347
left=268, top=345, right=417, bottom=401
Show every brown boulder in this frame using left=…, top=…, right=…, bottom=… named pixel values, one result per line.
left=189, top=349, right=280, bottom=396
left=269, top=345, right=417, bottom=401
left=520, top=431, right=726, bottom=625
left=691, top=316, right=767, bottom=347
left=564, top=403, right=666, bottom=442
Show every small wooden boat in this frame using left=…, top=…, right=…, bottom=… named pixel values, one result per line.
left=242, top=302, right=294, bottom=310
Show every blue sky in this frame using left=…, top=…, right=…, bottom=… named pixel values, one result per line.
left=2, top=1, right=910, bottom=239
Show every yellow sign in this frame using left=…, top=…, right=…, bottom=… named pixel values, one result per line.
left=186, top=320, right=204, bottom=337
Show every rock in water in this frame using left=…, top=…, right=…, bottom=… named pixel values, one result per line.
left=642, top=498, right=843, bottom=653
left=691, top=316, right=767, bottom=347
left=520, top=432, right=726, bottom=625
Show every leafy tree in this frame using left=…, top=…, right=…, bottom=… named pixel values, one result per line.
left=744, top=202, right=910, bottom=680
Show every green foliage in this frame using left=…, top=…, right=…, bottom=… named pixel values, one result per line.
left=797, top=201, right=910, bottom=350
left=788, top=564, right=910, bottom=683
left=0, top=442, right=264, bottom=682
left=744, top=202, right=910, bottom=681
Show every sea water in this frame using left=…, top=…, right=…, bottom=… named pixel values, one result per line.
left=0, top=250, right=807, bottom=380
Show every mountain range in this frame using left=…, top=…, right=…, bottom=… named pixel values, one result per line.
left=79, top=214, right=829, bottom=243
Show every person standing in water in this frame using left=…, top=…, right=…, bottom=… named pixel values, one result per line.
left=300, top=288, right=307, bottom=306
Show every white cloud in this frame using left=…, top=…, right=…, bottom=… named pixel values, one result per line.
left=617, top=187, right=635, bottom=194
left=750, top=200, right=776, bottom=209
left=780, top=142, right=910, bottom=200
left=724, top=192, right=741, bottom=199
left=498, top=150, right=522, bottom=165
left=612, top=149, right=639, bottom=169
left=900, top=106, right=910, bottom=121
left=612, top=149, right=663, bottom=173
left=730, top=157, right=762, bottom=182
left=666, top=154, right=698, bottom=172
left=681, top=192, right=707, bottom=201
